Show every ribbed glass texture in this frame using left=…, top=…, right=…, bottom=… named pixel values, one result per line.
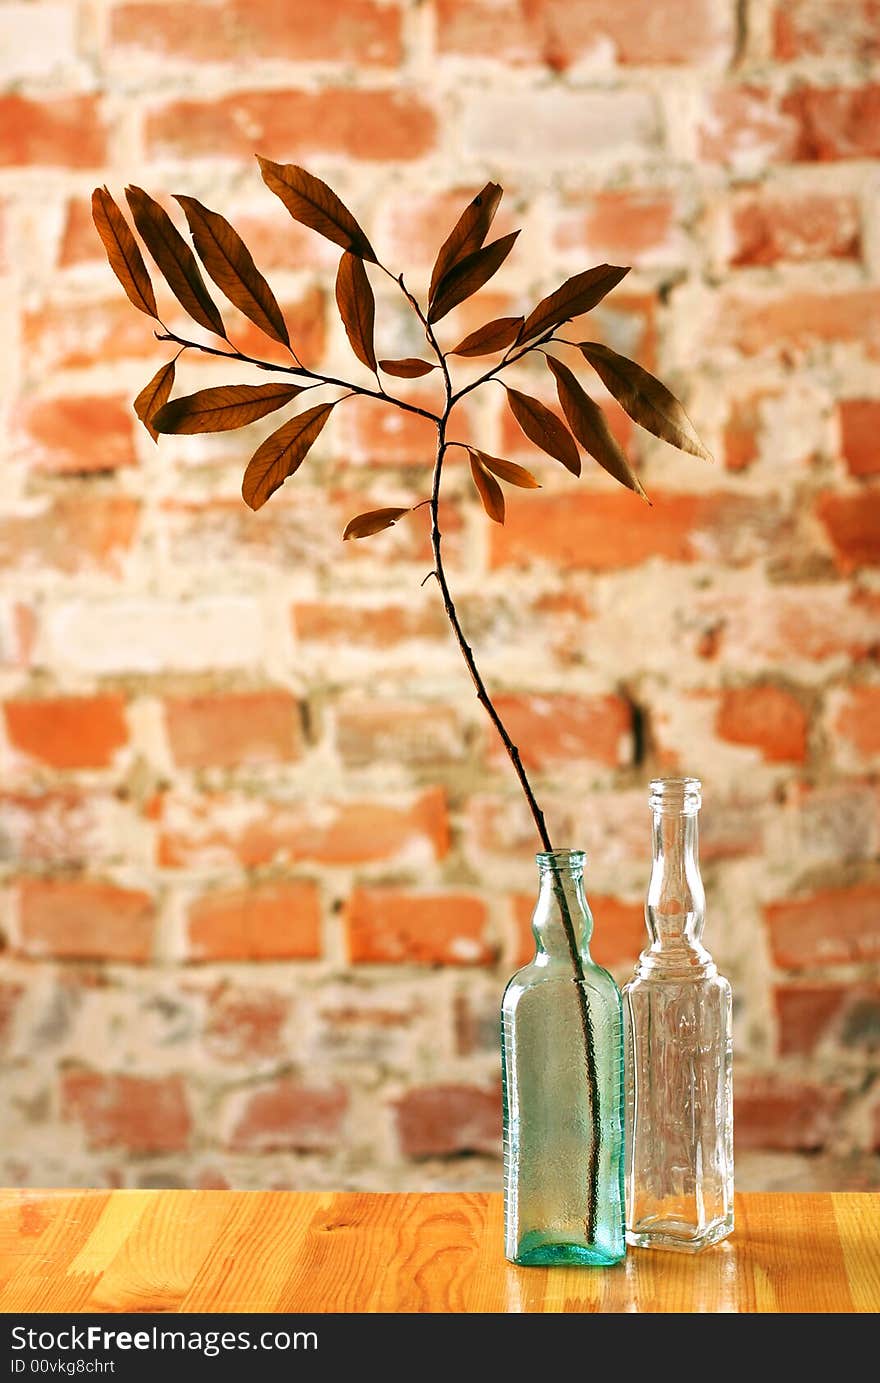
left=502, top=850, right=625, bottom=1266
left=623, top=778, right=734, bottom=1253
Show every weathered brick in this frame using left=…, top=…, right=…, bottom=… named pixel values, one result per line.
left=4, top=694, right=128, bottom=770
left=774, top=984, right=880, bottom=1056
left=734, top=1075, right=844, bottom=1150
left=700, top=87, right=800, bottom=166
left=0, top=496, right=139, bottom=577
left=204, top=983, right=290, bottom=1064
left=839, top=400, right=880, bottom=478
left=336, top=700, right=464, bottom=767
left=62, top=1071, right=191, bottom=1153
left=111, top=0, right=402, bottom=66
left=460, top=89, right=659, bottom=163
left=836, top=686, right=880, bottom=758
left=554, top=189, right=680, bottom=267
left=783, top=84, right=880, bottom=161
left=766, top=881, right=880, bottom=969
left=716, top=684, right=809, bottom=764
left=186, top=880, right=322, bottom=962
left=345, top=888, right=493, bottom=965
left=490, top=693, right=632, bottom=770
left=0, top=94, right=106, bottom=168
left=774, top=0, right=880, bottom=60
left=226, top=1077, right=347, bottom=1151
left=147, top=89, right=437, bottom=162
left=163, top=690, right=302, bottom=769
left=44, top=597, right=265, bottom=675
left=15, top=878, right=155, bottom=963
left=293, top=601, right=446, bottom=647
left=728, top=191, right=860, bottom=266
left=395, top=1083, right=501, bottom=1159
left=816, top=491, right=880, bottom=571
left=716, top=288, right=880, bottom=358
left=15, top=395, right=137, bottom=473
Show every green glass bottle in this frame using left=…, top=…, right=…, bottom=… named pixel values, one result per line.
left=502, top=848, right=625, bottom=1266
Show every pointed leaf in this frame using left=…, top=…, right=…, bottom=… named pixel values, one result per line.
left=125, top=186, right=227, bottom=339
left=546, top=356, right=648, bottom=502
left=450, top=316, right=523, bottom=357
left=335, top=251, right=377, bottom=372
left=429, top=182, right=502, bottom=305
left=469, top=452, right=505, bottom=524
left=378, top=357, right=437, bottom=378
left=133, top=360, right=176, bottom=443
left=469, top=448, right=540, bottom=489
left=152, top=382, right=305, bottom=436
left=257, top=158, right=376, bottom=262
left=519, top=264, right=630, bottom=343
left=428, top=230, right=520, bottom=324
left=175, top=195, right=290, bottom=349
left=91, top=187, right=157, bottom=320
left=242, top=402, right=335, bottom=510
left=578, top=342, right=712, bottom=461
left=343, top=507, right=410, bottom=540
left=504, top=387, right=581, bottom=476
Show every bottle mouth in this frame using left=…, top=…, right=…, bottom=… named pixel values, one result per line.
left=536, top=848, right=586, bottom=872
left=649, top=776, right=702, bottom=813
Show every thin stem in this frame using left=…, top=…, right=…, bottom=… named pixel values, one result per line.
left=419, top=309, right=601, bottom=1244
left=153, top=329, right=441, bottom=424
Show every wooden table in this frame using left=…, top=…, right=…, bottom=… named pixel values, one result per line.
left=0, top=1190, right=877, bottom=1313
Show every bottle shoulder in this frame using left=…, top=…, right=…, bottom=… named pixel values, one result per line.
left=504, top=955, right=621, bottom=1006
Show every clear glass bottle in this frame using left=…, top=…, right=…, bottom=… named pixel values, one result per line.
left=502, top=848, right=625, bottom=1266
left=623, top=777, right=734, bottom=1252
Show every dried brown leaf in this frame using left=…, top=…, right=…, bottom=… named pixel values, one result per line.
left=335, top=251, right=377, bottom=372
left=257, top=158, right=377, bottom=263
left=469, top=452, right=505, bottom=524
left=378, top=358, right=437, bottom=378
left=469, top=448, right=540, bottom=489
left=175, top=195, right=290, bottom=349
left=241, top=401, right=335, bottom=510
left=133, top=359, right=175, bottom=443
left=450, top=316, right=523, bottom=357
left=343, top=507, right=410, bottom=540
left=504, top=387, right=581, bottom=476
left=428, top=230, right=520, bottom=325
left=125, top=186, right=226, bottom=339
left=545, top=356, right=648, bottom=501
left=91, top=187, right=157, bottom=320
left=429, top=182, right=503, bottom=305
left=152, top=382, right=304, bottom=435
left=519, top=264, right=629, bottom=343
left=578, top=341, right=712, bottom=461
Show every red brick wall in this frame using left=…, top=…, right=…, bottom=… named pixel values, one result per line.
left=1, top=0, right=878, bottom=1193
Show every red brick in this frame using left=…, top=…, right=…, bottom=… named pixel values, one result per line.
left=554, top=190, right=678, bottom=267
left=0, top=496, right=140, bottom=577
left=227, top=1077, right=347, bottom=1151
left=339, top=393, right=451, bottom=465
left=210, top=205, right=335, bottom=274
left=62, top=1071, right=191, bottom=1153
left=774, top=0, right=880, bottom=61
left=513, top=892, right=645, bottom=970
left=147, top=89, right=436, bottom=162
left=783, top=84, right=880, bottom=161
left=722, top=391, right=773, bottom=472
left=490, top=693, right=632, bottom=770
left=4, top=694, right=128, bottom=770
left=734, top=1074, right=843, bottom=1151
left=774, top=984, right=850, bottom=1055
left=719, top=288, right=880, bottom=359
left=164, top=690, right=302, bottom=769
left=435, top=0, right=732, bottom=67
left=16, top=878, right=155, bottom=963
left=345, top=888, right=493, bottom=965
left=489, top=490, right=776, bottom=571
left=59, top=196, right=101, bottom=268
left=336, top=701, right=463, bottom=767
left=221, top=288, right=326, bottom=369
left=23, top=298, right=160, bottom=373
left=0, top=790, right=113, bottom=868
left=111, top=0, right=401, bottom=65
left=157, top=786, right=450, bottom=868
left=728, top=192, right=860, bottom=266
left=0, top=94, right=107, bottom=168
left=766, top=881, right=880, bottom=969
left=293, top=601, right=446, bottom=646
left=840, top=400, right=880, bottom=478
left=716, top=684, right=809, bottom=764
left=0, top=983, right=23, bottom=1051
left=550, top=291, right=657, bottom=372
left=205, top=983, right=290, bottom=1063
left=700, top=87, right=800, bottom=165
left=15, top=396, right=137, bottom=474
left=186, top=881, right=322, bottom=962
left=836, top=686, right=880, bottom=757
left=395, top=1083, right=500, bottom=1159
left=379, top=186, right=512, bottom=268
left=816, top=490, right=880, bottom=571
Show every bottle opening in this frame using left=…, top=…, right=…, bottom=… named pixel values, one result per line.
left=649, top=776, right=702, bottom=814
left=536, top=848, right=586, bottom=873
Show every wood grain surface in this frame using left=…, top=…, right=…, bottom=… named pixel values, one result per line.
left=0, top=1190, right=877, bottom=1313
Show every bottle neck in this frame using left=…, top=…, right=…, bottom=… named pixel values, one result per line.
left=639, top=785, right=714, bottom=979
left=532, top=851, right=592, bottom=962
